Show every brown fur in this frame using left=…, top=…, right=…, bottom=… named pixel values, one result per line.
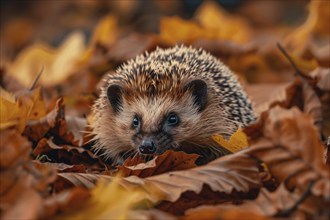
left=92, top=46, right=255, bottom=164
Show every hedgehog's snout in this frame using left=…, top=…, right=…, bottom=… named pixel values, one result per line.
left=139, top=139, right=156, bottom=154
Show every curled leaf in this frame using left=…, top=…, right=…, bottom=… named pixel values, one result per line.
left=118, top=150, right=199, bottom=178
left=245, top=106, right=329, bottom=199
left=212, top=128, right=248, bottom=153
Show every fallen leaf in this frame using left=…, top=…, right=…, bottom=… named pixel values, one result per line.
left=128, top=208, right=177, bottom=220
left=44, top=162, right=87, bottom=173
left=159, top=2, right=252, bottom=46
left=89, top=15, right=117, bottom=48
left=0, top=90, right=22, bottom=131
left=57, top=116, right=89, bottom=147
left=247, top=77, right=323, bottom=131
left=25, top=97, right=91, bottom=146
left=285, top=0, right=330, bottom=59
left=79, top=15, right=117, bottom=66
left=183, top=183, right=324, bottom=220
left=107, top=33, right=157, bottom=64
left=57, top=177, right=145, bottom=220
left=1, top=187, right=43, bottom=220
left=195, top=1, right=251, bottom=43
left=0, top=129, right=31, bottom=169
left=58, top=152, right=261, bottom=204
left=212, top=128, right=248, bottom=153
left=0, top=87, right=47, bottom=132
left=0, top=131, right=57, bottom=220
left=118, top=150, right=199, bottom=178
left=23, top=97, right=64, bottom=142
left=9, top=31, right=85, bottom=87
left=192, top=39, right=256, bottom=58
left=310, top=67, right=330, bottom=91
left=0, top=68, right=27, bottom=92
left=326, top=137, right=330, bottom=165
left=33, top=138, right=102, bottom=170
left=245, top=106, right=329, bottom=200
left=245, top=82, right=291, bottom=115
left=159, top=16, right=213, bottom=45
left=43, top=187, right=91, bottom=219
left=183, top=203, right=267, bottom=220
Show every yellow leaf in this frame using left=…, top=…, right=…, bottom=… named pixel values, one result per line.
left=21, top=87, right=47, bottom=121
left=10, top=31, right=85, bottom=87
left=212, top=128, right=248, bottom=153
left=60, top=177, right=145, bottom=220
left=285, top=0, right=330, bottom=54
left=159, top=16, right=215, bottom=45
left=195, top=1, right=251, bottom=43
left=91, top=15, right=117, bottom=47
left=0, top=91, right=21, bottom=130
left=79, top=15, right=117, bottom=64
left=0, top=88, right=46, bottom=132
left=159, top=2, right=251, bottom=46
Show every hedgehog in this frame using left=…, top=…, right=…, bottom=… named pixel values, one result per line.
left=92, top=45, right=255, bottom=164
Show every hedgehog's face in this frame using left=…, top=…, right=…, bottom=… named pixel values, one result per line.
left=106, top=79, right=208, bottom=155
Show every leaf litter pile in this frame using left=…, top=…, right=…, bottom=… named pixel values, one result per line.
left=1, top=1, right=329, bottom=219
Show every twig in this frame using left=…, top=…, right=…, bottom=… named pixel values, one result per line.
left=276, top=180, right=315, bottom=217
left=30, top=66, right=44, bottom=90
left=276, top=43, right=313, bottom=82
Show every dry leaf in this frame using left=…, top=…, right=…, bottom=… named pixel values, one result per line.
left=159, top=16, right=213, bottom=45
left=0, top=129, right=31, bottom=169
left=245, top=106, right=329, bottom=200
left=326, top=137, right=330, bottom=165
left=33, top=138, right=102, bottom=170
left=128, top=208, right=177, bottom=220
left=308, top=67, right=330, bottom=136
left=195, top=1, right=251, bottom=43
left=79, top=15, right=117, bottom=66
left=89, top=15, right=117, bottom=48
left=10, top=31, right=85, bottom=87
left=1, top=187, right=43, bottom=220
left=118, top=150, right=199, bottom=178
left=57, top=116, right=88, bottom=147
left=58, top=152, right=261, bottom=204
left=192, top=39, right=256, bottom=58
left=43, top=187, right=91, bottom=219
left=45, top=163, right=87, bottom=173
left=24, top=97, right=64, bottom=142
left=183, top=183, right=326, bottom=220
left=245, top=82, right=292, bottom=115
left=183, top=203, right=267, bottom=220
left=57, top=178, right=145, bottom=220
left=212, top=128, right=248, bottom=153
left=0, top=131, right=57, bottom=220
left=159, top=2, right=251, bottom=46
left=0, top=87, right=47, bottom=132
left=285, top=0, right=330, bottom=57
left=107, top=33, right=157, bottom=63
left=0, top=89, right=22, bottom=131
left=247, top=77, right=323, bottom=131
left=25, top=97, right=91, bottom=146
left=310, top=67, right=330, bottom=91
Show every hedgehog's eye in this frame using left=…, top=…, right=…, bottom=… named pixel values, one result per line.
left=167, top=113, right=179, bottom=126
left=132, top=116, right=140, bottom=128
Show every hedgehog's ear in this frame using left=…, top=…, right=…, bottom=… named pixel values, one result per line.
left=184, top=79, right=208, bottom=112
left=107, top=85, right=123, bottom=113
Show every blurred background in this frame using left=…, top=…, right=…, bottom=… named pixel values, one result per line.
left=1, top=0, right=310, bottom=60
left=0, top=0, right=329, bottom=153
left=1, top=0, right=328, bottom=122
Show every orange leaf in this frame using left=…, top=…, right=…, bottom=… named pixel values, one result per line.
left=118, top=150, right=199, bottom=178
left=0, top=87, right=47, bottom=132
left=212, top=128, right=248, bottom=153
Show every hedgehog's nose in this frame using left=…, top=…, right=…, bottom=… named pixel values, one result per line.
left=139, top=140, right=156, bottom=154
